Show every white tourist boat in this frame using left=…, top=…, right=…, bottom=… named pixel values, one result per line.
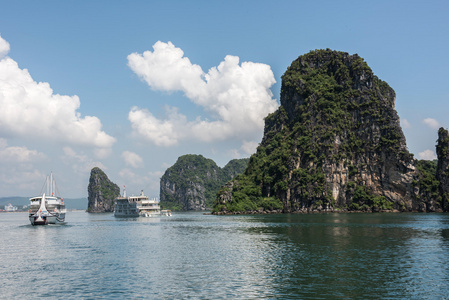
left=114, top=189, right=170, bottom=218
left=28, top=173, right=66, bottom=225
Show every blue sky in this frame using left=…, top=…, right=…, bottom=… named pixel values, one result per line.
left=0, top=0, right=448, bottom=198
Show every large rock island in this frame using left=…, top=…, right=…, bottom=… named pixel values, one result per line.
left=160, top=155, right=248, bottom=211
left=87, top=167, right=120, bottom=213
left=213, top=49, right=448, bottom=214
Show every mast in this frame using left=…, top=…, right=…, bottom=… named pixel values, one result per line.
left=50, top=172, right=53, bottom=196
left=46, top=174, right=50, bottom=196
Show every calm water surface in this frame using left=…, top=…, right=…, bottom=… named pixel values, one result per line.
left=1, top=211, right=449, bottom=299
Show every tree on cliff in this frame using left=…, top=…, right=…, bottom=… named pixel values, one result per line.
left=87, top=167, right=120, bottom=213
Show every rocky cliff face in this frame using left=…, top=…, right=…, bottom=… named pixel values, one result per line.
left=160, top=155, right=249, bottom=211
left=437, top=127, right=449, bottom=211
left=214, top=49, right=444, bottom=214
left=87, top=167, right=120, bottom=213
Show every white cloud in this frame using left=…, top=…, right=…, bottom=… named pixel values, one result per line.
left=119, top=168, right=137, bottom=180
left=0, top=168, right=45, bottom=192
left=0, top=138, right=46, bottom=163
left=0, top=34, right=10, bottom=59
left=418, top=149, right=437, bottom=160
left=129, top=106, right=185, bottom=147
left=227, top=148, right=241, bottom=159
left=127, top=41, right=278, bottom=147
left=122, top=151, right=143, bottom=168
left=93, top=147, right=112, bottom=159
left=0, top=35, right=115, bottom=150
left=0, top=138, right=47, bottom=194
left=422, top=118, right=440, bottom=130
left=62, top=146, right=106, bottom=174
left=0, top=137, right=7, bottom=148
left=401, top=118, right=411, bottom=129
left=241, top=140, right=259, bottom=155
left=118, top=169, right=163, bottom=197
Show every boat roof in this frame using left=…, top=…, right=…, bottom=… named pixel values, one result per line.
left=30, top=195, right=61, bottom=201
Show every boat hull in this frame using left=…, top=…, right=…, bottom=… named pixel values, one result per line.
left=113, top=212, right=139, bottom=218
left=139, top=212, right=161, bottom=217
left=29, top=214, right=65, bottom=225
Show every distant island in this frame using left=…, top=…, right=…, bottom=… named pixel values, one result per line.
left=212, top=49, right=449, bottom=214
left=159, top=154, right=249, bottom=211
left=85, top=156, right=249, bottom=213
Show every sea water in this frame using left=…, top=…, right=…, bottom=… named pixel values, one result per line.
left=1, top=211, right=448, bottom=299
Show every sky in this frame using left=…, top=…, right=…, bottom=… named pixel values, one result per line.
left=0, top=0, right=448, bottom=198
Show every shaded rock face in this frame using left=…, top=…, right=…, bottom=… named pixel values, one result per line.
left=87, top=167, right=120, bottom=213
left=215, top=49, right=444, bottom=214
left=160, top=155, right=249, bottom=211
left=437, top=127, right=449, bottom=211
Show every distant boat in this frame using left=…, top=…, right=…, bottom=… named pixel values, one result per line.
left=114, top=189, right=170, bottom=218
left=28, top=173, right=66, bottom=225
left=5, top=203, right=17, bottom=212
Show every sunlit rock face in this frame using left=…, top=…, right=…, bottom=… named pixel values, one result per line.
left=215, top=49, right=445, bottom=214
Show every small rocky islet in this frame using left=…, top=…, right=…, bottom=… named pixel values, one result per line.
left=87, top=167, right=120, bottom=213
left=87, top=49, right=449, bottom=214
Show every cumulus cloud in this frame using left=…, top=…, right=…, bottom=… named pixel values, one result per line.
left=241, top=140, right=259, bottom=155
left=0, top=138, right=46, bottom=163
left=0, top=35, right=115, bottom=150
left=401, top=118, right=411, bottom=129
left=118, top=168, right=163, bottom=197
left=62, top=146, right=106, bottom=174
left=0, top=34, right=10, bottom=59
left=422, top=118, right=440, bottom=130
left=122, top=151, right=143, bottom=168
left=119, top=168, right=138, bottom=181
left=127, top=41, right=278, bottom=147
left=418, top=149, right=437, bottom=160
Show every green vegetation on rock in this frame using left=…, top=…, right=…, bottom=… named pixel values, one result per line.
left=87, top=167, right=120, bottom=213
left=213, top=49, right=442, bottom=214
left=160, top=155, right=249, bottom=211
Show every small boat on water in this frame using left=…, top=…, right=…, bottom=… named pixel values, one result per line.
left=28, top=173, right=66, bottom=225
left=114, top=189, right=171, bottom=218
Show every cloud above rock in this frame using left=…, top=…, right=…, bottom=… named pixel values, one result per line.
left=422, top=118, right=440, bottom=130
left=418, top=149, right=437, bottom=160
left=122, top=151, right=143, bottom=168
left=127, top=41, right=278, bottom=151
left=0, top=35, right=115, bottom=151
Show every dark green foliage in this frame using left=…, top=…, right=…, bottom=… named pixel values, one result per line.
left=212, top=175, right=283, bottom=213
left=160, top=155, right=249, bottom=210
left=349, top=185, right=393, bottom=211
left=223, top=158, right=250, bottom=178
left=415, top=160, right=440, bottom=201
